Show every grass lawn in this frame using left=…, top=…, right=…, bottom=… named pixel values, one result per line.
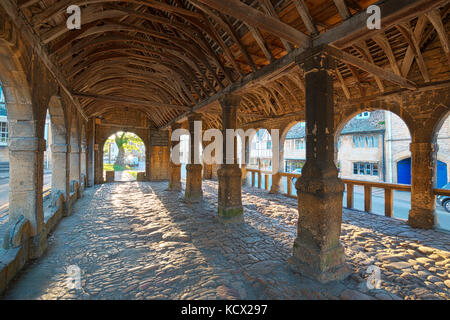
left=104, top=163, right=132, bottom=172
left=104, top=163, right=140, bottom=179
left=127, top=171, right=138, bottom=179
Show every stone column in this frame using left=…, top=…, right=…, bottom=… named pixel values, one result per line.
left=94, top=144, right=104, bottom=185
left=408, top=142, right=437, bottom=229
left=70, top=143, right=80, bottom=184
left=289, top=46, right=349, bottom=283
left=218, top=94, right=243, bottom=223
left=51, top=143, right=69, bottom=199
left=86, top=119, right=95, bottom=187
left=8, top=135, right=47, bottom=257
left=185, top=113, right=203, bottom=203
left=169, top=124, right=182, bottom=191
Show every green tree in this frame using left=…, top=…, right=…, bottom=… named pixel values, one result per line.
left=104, top=132, right=143, bottom=167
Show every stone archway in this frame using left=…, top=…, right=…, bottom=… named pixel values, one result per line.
left=69, top=113, right=81, bottom=186
left=0, top=41, right=44, bottom=245
left=100, top=131, right=148, bottom=183
left=47, top=95, right=69, bottom=202
left=432, top=110, right=450, bottom=189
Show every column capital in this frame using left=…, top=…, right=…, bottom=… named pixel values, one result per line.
left=171, top=122, right=183, bottom=132
left=187, top=112, right=202, bottom=122
left=219, top=94, right=241, bottom=109
left=296, top=45, right=336, bottom=73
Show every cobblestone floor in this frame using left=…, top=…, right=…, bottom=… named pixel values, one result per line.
left=2, top=181, right=450, bottom=300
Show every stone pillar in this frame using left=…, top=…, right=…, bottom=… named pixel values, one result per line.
left=70, top=143, right=80, bottom=184
left=51, top=143, right=69, bottom=199
left=217, top=94, right=243, bottom=223
left=289, top=46, right=349, bottom=283
left=408, top=142, right=437, bottom=229
left=241, top=136, right=250, bottom=186
left=94, top=144, right=104, bottom=185
left=185, top=113, right=203, bottom=203
left=169, top=124, right=182, bottom=191
left=8, top=135, right=47, bottom=257
left=86, top=119, right=95, bottom=187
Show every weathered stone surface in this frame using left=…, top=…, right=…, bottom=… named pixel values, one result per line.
left=2, top=181, right=450, bottom=300
left=340, top=289, right=375, bottom=300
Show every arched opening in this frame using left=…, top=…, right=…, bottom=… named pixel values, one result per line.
left=279, top=122, right=306, bottom=195
left=42, top=109, right=52, bottom=200
left=80, top=124, right=87, bottom=188
left=0, top=82, right=8, bottom=241
left=435, top=113, right=450, bottom=188
left=336, top=110, right=413, bottom=221
left=46, top=95, right=68, bottom=204
left=248, top=129, right=272, bottom=188
left=0, top=43, right=42, bottom=239
left=433, top=111, right=450, bottom=227
left=103, top=132, right=146, bottom=182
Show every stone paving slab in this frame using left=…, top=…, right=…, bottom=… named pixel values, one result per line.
left=1, top=181, right=449, bottom=300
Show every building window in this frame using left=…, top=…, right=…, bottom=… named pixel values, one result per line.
left=266, top=140, right=272, bottom=150
left=0, top=121, right=7, bottom=145
left=353, top=162, right=379, bottom=176
left=295, top=139, right=301, bottom=150
left=352, top=135, right=380, bottom=148
left=356, top=112, right=371, bottom=119
left=353, top=136, right=359, bottom=148
left=373, top=136, right=379, bottom=148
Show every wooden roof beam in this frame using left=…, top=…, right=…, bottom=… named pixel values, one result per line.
left=195, top=0, right=311, bottom=47
left=425, top=8, right=450, bottom=68
left=327, top=46, right=417, bottom=90
left=316, top=0, right=450, bottom=49
left=334, top=0, right=351, bottom=20
left=292, top=0, right=318, bottom=35
left=0, top=0, right=88, bottom=121
left=259, top=0, right=292, bottom=52
left=72, top=92, right=191, bottom=112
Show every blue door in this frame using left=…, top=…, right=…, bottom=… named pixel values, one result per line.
left=397, top=158, right=411, bottom=185
left=437, top=161, right=448, bottom=188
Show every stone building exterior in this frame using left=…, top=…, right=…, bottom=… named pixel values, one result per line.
left=283, top=111, right=450, bottom=187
